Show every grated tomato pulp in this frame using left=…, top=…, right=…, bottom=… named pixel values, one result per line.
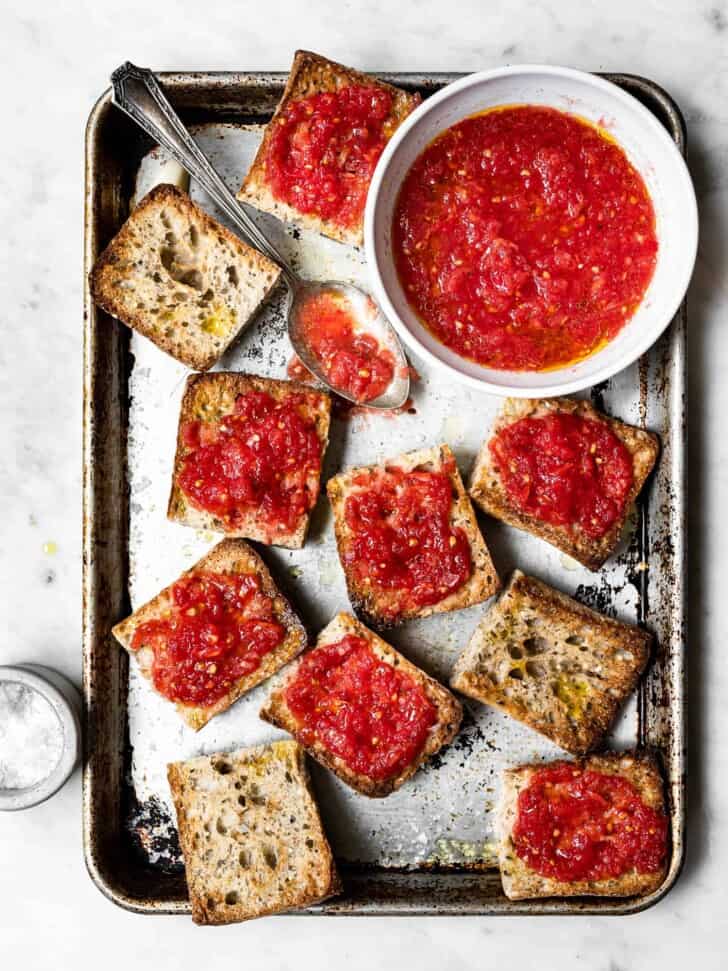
left=393, top=105, right=658, bottom=370
left=490, top=412, right=634, bottom=539
left=343, top=463, right=472, bottom=615
left=265, top=85, right=396, bottom=230
left=284, top=634, right=437, bottom=780
left=296, top=290, right=395, bottom=402
left=178, top=390, right=322, bottom=535
left=130, top=572, right=285, bottom=707
left=513, top=762, right=668, bottom=883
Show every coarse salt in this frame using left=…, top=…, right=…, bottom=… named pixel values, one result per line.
left=0, top=681, right=63, bottom=790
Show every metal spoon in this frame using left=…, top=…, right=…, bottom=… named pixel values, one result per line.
left=111, top=62, right=410, bottom=410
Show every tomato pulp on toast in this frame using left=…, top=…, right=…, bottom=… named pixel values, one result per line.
left=490, top=412, right=634, bottom=539
left=178, top=390, right=322, bottom=534
left=130, top=572, right=285, bottom=707
left=266, top=85, right=396, bottom=230
left=512, top=762, right=668, bottom=882
left=284, top=634, right=437, bottom=780
left=343, top=463, right=472, bottom=616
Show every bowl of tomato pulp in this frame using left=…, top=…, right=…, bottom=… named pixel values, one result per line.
left=364, top=65, right=697, bottom=396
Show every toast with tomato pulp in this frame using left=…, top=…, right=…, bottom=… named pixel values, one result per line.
left=327, top=443, right=500, bottom=629
left=112, top=539, right=307, bottom=730
left=168, top=741, right=341, bottom=923
left=497, top=752, right=668, bottom=900
left=450, top=570, right=651, bottom=755
left=260, top=612, right=463, bottom=798
left=238, top=50, right=420, bottom=246
left=89, top=184, right=280, bottom=370
left=468, top=397, right=660, bottom=570
left=167, top=372, right=331, bottom=549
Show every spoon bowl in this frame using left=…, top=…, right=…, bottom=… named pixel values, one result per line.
left=287, top=280, right=410, bottom=410
left=111, top=62, right=409, bottom=411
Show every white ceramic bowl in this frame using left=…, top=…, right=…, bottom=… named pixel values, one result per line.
left=365, top=65, right=698, bottom=397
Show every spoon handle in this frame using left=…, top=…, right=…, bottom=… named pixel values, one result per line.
left=111, top=62, right=297, bottom=287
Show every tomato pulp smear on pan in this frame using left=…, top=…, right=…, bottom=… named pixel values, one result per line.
left=393, top=105, right=658, bottom=372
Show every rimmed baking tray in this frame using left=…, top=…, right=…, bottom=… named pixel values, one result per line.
left=82, top=71, right=687, bottom=916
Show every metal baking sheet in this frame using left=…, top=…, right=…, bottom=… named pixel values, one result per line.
left=82, top=71, right=686, bottom=915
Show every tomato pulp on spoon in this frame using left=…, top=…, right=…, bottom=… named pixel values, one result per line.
left=393, top=105, right=658, bottom=371
left=295, top=290, right=396, bottom=402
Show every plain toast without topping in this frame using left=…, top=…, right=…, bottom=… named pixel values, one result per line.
left=90, top=184, right=280, bottom=370
left=168, top=741, right=341, bottom=923
left=450, top=570, right=651, bottom=754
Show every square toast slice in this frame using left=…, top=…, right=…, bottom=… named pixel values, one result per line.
left=89, top=184, right=280, bottom=370
left=238, top=50, right=420, bottom=246
left=260, top=611, right=463, bottom=797
left=468, top=397, right=660, bottom=570
left=327, top=444, right=500, bottom=629
left=112, top=539, right=307, bottom=730
left=498, top=751, right=668, bottom=900
left=450, top=570, right=651, bottom=755
left=168, top=741, right=341, bottom=923
left=167, top=372, right=331, bottom=549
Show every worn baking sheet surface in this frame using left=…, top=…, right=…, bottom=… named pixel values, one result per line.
left=126, top=124, right=647, bottom=871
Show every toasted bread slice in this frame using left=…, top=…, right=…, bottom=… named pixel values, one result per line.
left=327, top=444, right=500, bottom=629
left=113, top=539, right=307, bottom=730
left=89, top=184, right=280, bottom=370
left=450, top=570, right=651, bottom=754
left=168, top=741, right=341, bottom=924
left=260, top=612, right=463, bottom=797
left=168, top=372, right=331, bottom=549
left=468, top=398, right=660, bottom=571
left=238, top=50, right=420, bottom=246
left=498, top=751, right=668, bottom=900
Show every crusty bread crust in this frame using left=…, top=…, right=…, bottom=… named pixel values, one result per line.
left=450, top=570, right=651, bottom=754
left=238, top=50, right=420, bottom=247
left=327, top=444, right=500, bottom=629
left=89, top=184, right=280, bottom=370
left=498, top=751, right=668, bottom=900
left=260, top=612, right=463, bottom=797
left=168, top=741, right=341, bottom=924
left=167, top=372, right=331, bottom=549
left=112, top=539, right=308, bottom=730
left=468, top=398, right=660, bottom=571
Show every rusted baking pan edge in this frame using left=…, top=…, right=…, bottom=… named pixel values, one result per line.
left=82, top=70, right=686, bottom=916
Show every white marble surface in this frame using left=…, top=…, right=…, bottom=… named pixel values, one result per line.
left=1, top=0, right=726, bottom=966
